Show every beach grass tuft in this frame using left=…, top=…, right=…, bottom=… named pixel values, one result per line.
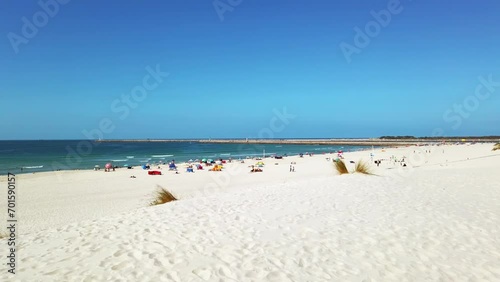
left=150, top=186, right=177, bottom=206
left=354, top=160, right=373, bottom=175
left=334, top=159, right=350, bottom=175
left=493, top=143, right=500, bottom=151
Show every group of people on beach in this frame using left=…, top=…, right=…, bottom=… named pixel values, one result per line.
left=250, top=165, right=262, bottom=172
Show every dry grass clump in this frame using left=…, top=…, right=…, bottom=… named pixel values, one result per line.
left=334, top=160, right=349, bottom=175
left=493, top=143, right=500, bottom=151
left=334, top=159, right=375, bottom=175
left=0, top=232, right=7, bottom=239
left=150, top=186, right=177, bottom=206
left=354, top=160, right=373, bottom=175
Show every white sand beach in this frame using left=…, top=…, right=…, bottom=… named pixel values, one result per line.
left=1, top=143, right=500, bottom=281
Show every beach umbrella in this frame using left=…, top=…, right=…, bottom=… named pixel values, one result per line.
left=202, top=158, right=207, bottom=162
left=123, top=164, right=129, bottom=167
left=105, top=163, right=112, bottom=169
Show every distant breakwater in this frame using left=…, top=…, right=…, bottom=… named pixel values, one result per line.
left=94, top=138, right=500, bottom=146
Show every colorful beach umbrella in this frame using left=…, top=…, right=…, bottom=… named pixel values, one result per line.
left=105, top=163, right=112, bottom=169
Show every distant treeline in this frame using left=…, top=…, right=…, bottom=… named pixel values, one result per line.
left=380, top=136, right=416, bottom=139
left=380, top=136, right=500, bottom=140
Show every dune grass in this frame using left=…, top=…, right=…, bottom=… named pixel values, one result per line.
left=334, top=159, right=375, bottom=175
left=150, top=186, right=177, bottom=206
left=354, top=160, right=373, bottom=175
left=493, top=143, right=500, bottom=151
left=334, top=159, right=350, bottom=175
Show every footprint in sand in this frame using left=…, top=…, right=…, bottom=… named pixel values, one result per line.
left=113, top=249, right=126, bottom=257
left=193, top=267, right=213, bottom=280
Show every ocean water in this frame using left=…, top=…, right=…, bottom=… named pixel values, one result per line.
left=0, top=140, right=372, bottom=175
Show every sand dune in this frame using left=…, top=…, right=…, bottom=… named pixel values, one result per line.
left=1, top=143, right=500, bottom=281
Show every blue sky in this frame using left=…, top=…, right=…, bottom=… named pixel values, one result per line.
left=1, top=0, right=499, bottom=139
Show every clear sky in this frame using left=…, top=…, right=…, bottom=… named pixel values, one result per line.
left=1, top=0, right=499, bottom=139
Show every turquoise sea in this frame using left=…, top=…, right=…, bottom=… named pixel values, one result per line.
left=0, top=140, right=372, bottom=175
